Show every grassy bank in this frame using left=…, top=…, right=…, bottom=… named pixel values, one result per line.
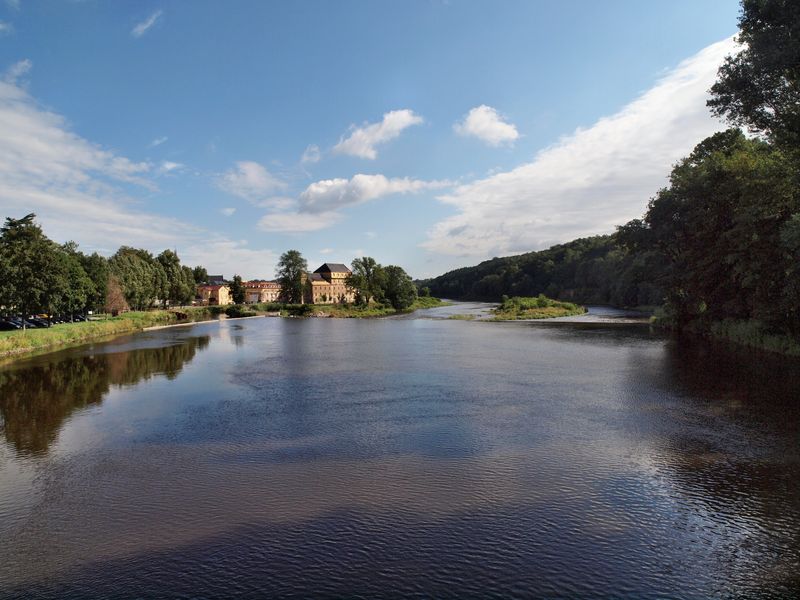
left=0, top=308, right=215, bottom=360
left=492, top=295, right=586, bottom=320
left=246, top=296, right=447, bottom=318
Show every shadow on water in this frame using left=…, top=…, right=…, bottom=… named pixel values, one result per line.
left=0, top=335, right=210, bottom=456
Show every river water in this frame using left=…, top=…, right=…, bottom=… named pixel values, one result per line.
left=0, top=304, right=798, bottom=598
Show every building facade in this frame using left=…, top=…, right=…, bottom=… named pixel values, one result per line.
left=196, top=284, right=232, bottom=305
left=244, top=280, right=282, bottom=304
left=305, top=263, right=355, bottom=304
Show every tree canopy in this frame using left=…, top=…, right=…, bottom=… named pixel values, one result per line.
left=276, top=250, right=307, bottom=304
left=708, top=0, right=800, bottom=148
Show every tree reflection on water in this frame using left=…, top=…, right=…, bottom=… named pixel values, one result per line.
left=0, top=336, right=210, bottom=456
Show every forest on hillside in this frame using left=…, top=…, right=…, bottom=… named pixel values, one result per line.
left=427, top=0, right=800, bottom=346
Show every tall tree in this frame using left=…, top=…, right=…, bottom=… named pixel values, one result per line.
left=347, top=257, right=386, bottom=305
left=276, top=250, right=307, bottom=303
left=383, top=265, right=417, bottom=310
left=109, top=247, right=166, bottom=311
left=157, top=249, right=193, bottom=307
left=637, top=129, right=798, bottom=332
left=60, top=243, right=95, bottom=319
left=181, top=265, right=197, bottom=305
left=79, top=252, right=110, bottom=313
left=192, top=265, right=208, bottom=285
left=0, top=214, right=60, bottom=328
left=230, top=274, right=246, bottom=304
left=708, top=0, right=800, bottom=148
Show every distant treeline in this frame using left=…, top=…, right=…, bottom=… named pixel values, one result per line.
left=427, top=0, right=800, bottom=345
left=0, top=214, right=210, bottom=317
left=424, top=234, right=665, bottom=308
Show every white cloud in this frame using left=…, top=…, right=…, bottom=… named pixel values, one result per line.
left=333, top=109, right=423, bottom=159
left=319, top=248, right=334, bottom=255
left=6, top=0, right=19, bottom=10
left=365, top=231, right=377, bottom=239
left=220, top=207, right=236, bottom=217
left=180, top=237, right=278, bottom=280
left=258, top=211, right=342, bottom=233
left=149, top=136, right=168, bottom=147
left=131, top=10, right=162, bottom=38
left=158, top=160, right=183, bottom=174
left=0, top=21, right=14, bottom=36
left=424, top=37, right=738, bottom=258
left=299, top=173, right=451, bottom=213
left=216, top=161, right=287, bottom=203
left=3, top=59, right=31, bottom=83
left=0, top=73, right=276, bottom=279
left=454, top=105, right=519, bottom=147
left=301, top=144, right=321, bottom=164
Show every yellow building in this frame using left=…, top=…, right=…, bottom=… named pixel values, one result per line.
left=196, top=284, right=232, bottom=305
left=244, top=280, right=281, bottom=304
left=306, top=263, right=355, bottom=304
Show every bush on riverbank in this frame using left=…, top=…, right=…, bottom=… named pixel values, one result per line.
left=492, top=295, right=586, bottom=320
left=224, top=305, right=258, bottom=318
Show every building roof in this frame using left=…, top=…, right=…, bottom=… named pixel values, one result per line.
left=313, top=263, right=351, bottom=274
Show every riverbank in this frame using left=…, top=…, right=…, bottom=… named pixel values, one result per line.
left=0, top=308, right=215, bottom=360
left=0, top=298, right=448, bottom=362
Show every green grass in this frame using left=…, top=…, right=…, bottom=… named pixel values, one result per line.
left=491, top=294, right=586, bottom=320
left=280, top=296, right=447, bottom=318
left=0, top=307, right=215, bottom=360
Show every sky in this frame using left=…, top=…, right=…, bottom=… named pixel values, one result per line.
left=0, top=0, right=742, bottom=280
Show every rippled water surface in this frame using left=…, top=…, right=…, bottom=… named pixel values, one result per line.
left=1, top=305, right=799, bottom=598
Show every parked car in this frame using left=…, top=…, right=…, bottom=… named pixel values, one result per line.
left=0, top=319, right=21, bottom=331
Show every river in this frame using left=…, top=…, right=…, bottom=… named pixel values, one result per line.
left=0, top=303, right=798, bottom=598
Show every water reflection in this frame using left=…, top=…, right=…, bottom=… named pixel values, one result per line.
left=0, top=316, right=798, bottom=598
left=0, top=336, right=209, bottom=456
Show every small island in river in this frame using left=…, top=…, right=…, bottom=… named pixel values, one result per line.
left=491, top=295, right=586, bottom=320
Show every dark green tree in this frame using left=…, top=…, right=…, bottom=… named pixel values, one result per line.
left=0, top=214, right=61, bottom=327
left=192, top=265, right=208, bottom=285
left=638, top=129, right=798, bottom=332
left=276, top=250, right=307, bottom=303
left=708, top=0, right=800, bottom=149
left=79, top=252, right=110, bottom=313
left=181, top=265, right=197, bottom=305
left=347, top=256, right=386, bottom=305
left=230, top=274, right=246, bottom=304
left=157, top=249, right=194, bottom=307
left=109, top=247, right=167, bottom=310
left=59, top=243, right=95, bottom=319
left=383, top=265, right=418, bottom=310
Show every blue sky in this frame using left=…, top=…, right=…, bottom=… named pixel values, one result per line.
left=0, top=1, right=740, bottom=279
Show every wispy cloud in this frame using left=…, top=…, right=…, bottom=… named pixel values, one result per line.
left=149, top=136, right=168, bottom=147
left=424, top=37, right=738, bottom=258
left=220, top=207, right=236, bottom=217
left=254, top=173, right=450, bottom=234
left=258, top=211, right=342, bottom=233
left=216, top=161, right=287, bottom=203
left=301, top=144, right=321, bottom=164
left=333, top=109, right=423, bottom=159
left=131, top=10, right=163, bottom=38
left=3, top=58, right=31, bottom=83
left=0, top=21, right=14, bottom=36
left=0, top=71, right=277, bottom=279
left=157, top=160, right=183, bottom=174
left=299, top=174, right=450, bottom=213
left=454, top=105, right=519, bottom=146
